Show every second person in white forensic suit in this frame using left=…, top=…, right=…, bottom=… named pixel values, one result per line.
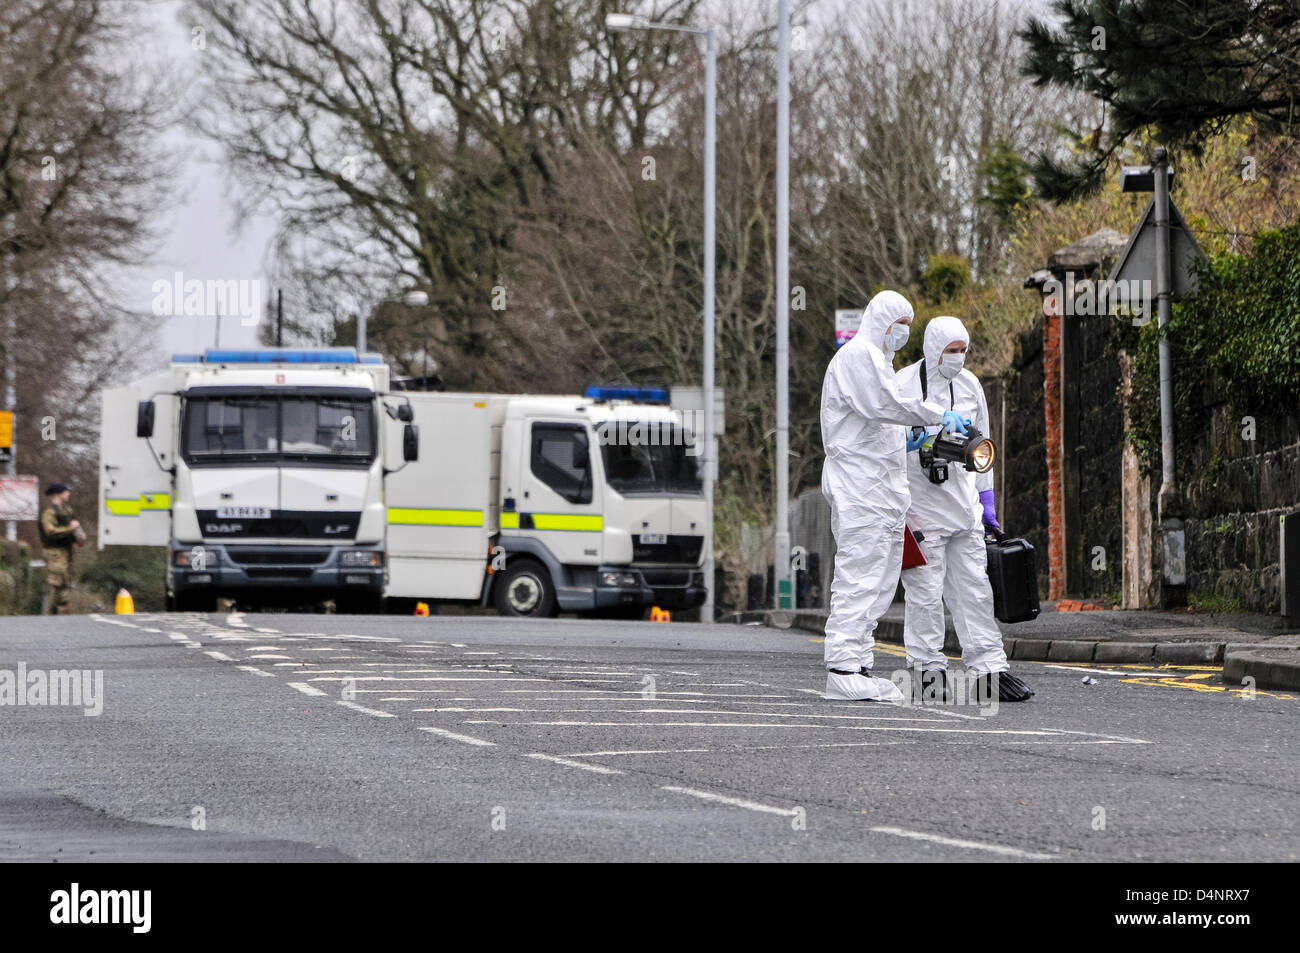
left=895, top=316, right=1034, bottom=702
left=820, top=292, right=971, bottom=702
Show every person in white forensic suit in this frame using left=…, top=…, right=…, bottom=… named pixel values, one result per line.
left=896, top=315, right=1033, bottom=702
left=819, top=292, right=971, bottom=702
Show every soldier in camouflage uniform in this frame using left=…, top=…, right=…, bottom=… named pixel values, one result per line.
left=40, top=482, right=82, bottom=614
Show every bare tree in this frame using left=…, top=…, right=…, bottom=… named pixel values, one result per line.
left=0, top=0, right=174, bottom=535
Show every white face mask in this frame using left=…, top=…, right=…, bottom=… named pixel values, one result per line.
left=885, top=322, right=910, bottom=352
left=938, top=352, right=965, bottom=379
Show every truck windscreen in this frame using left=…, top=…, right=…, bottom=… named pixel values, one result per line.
left=183, top=395, right=376, bottom=463
left=600, top=426, right=702, bottom=495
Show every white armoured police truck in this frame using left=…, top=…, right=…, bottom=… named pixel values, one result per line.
left=99, top=349, right=707, bottom=617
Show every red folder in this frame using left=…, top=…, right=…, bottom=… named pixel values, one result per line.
left=902, top=524, right=927, bottom=569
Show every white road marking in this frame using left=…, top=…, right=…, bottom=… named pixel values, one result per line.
left=1043, top=664, right=1179, bottom=677
left=254, top=627, right=281, bottom=633
left=204, top=650, right=235, bottom=662
left=418, top=706, right=948, bottom=723
left=166, top=633, right=188, bottom=641
left=236, top=665, right=274, bottom=677
left=306, top=674, right=547, bottom=682
left=287, top=682, right=326, bottom=697
left=526, top=753, right=624, bottom=775
left=480, top=720, right=1080, bottom=736
left=568, top=748, right=712, bottom=757
left=418, top=726, right=497, bottom=747
left=337, top=700, right=395, bottom=718
left=661, top=785, right=798, bottom=817
left=869, top=825, right=1057, bottom=860
left=247, top=654, right=293, bottom=660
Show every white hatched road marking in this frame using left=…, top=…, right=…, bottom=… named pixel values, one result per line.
left=661, top=785, right=797, bottom=817
left=288, top=682, right=326, bottom=697
left=204, top=650, right=235, bottom=662
left=418, top=726, right=496, bottom=747
left=869, top=825, right=1057, bottom=860
left=338, top=700, right=395, bottom=718
left=236, top=665, right=274, bottom=677
left=526, top=753, right=624, bottom=775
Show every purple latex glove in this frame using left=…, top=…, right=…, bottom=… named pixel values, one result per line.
left=979, top=489, right=1000, bottom=530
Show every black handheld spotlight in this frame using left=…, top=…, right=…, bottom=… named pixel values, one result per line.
left=910, top=425, right=996, bottom=485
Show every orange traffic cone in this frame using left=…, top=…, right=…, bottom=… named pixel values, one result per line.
left=115, top=589, right=135, bottom=614
left=414, top=601, right=429, bottom=616
left=650, top=606, right=670, bottom=623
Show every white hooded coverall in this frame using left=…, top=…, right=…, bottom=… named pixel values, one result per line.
left=896, top=315, right=1010, bottom=675
left=820, top=291, right=946, bottom=676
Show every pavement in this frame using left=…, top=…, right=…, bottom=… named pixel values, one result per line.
left=722, top=601, right=1300, bottom=691
left=0, top=610, right=1296, bottom=862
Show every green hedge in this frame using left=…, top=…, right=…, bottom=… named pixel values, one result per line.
left=1122, top=222, right=1300, bottom=472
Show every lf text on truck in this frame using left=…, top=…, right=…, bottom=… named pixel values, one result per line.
left=99, top=349, right=707, bottom=618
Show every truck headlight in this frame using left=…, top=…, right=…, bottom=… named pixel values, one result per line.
left=600, top=571, right=637, bottom=587
left=340, top=550, right=382, bottom=567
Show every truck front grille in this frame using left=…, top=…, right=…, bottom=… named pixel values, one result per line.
left=632, top=535, right=703, bottom=565
left=226, top=548, right=330, bottom=566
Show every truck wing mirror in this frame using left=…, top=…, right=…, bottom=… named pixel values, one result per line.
left=403, top=423, right=419, bottom=462
left=136, top=400, right=156, bottom=438
left=396, top=404, right=414, bottom=422
left=572, top=441, right=589, bottom=469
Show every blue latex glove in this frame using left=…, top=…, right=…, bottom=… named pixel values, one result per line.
left=906, top=427, right=927, bottom=452
left=979, top=489, right=1000, bottom=531
left=942, top=410, right=970, bottom=435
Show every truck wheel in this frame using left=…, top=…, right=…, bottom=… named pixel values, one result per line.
left=494, top=561, right=557, bottom=618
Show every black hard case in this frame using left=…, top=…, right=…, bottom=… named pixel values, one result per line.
left=985, top=536, right=1041, bottom=623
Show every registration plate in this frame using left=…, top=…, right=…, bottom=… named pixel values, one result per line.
left=216, top=506, right=271, bottom=519
left=640, top=533, right=667, bottom=545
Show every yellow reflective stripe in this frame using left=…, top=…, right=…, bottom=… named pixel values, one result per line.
left=105, top=492, right=170, bottom=516
left=498, top=512, right=602, bottom=532
left=388, top=507, right=483, bottom=527
left=530, top=513, right=603, bottom=532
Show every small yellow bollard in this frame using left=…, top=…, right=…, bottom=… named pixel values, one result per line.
left=115, top=589, right=135, bottom=614
left=650, top=606, right=670, bottom=623
left=414, top=601, right=429, bottom=616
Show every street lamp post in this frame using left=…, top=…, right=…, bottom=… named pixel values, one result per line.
left=773, top=0, right=791, bottom=610
left=606, top=13, right=717, bottom=622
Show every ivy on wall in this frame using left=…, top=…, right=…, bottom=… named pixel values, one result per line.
left=1120, top=223, right=1300, bottom=473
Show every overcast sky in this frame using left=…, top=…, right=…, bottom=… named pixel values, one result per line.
left=127, top=0, right=278, bottom=372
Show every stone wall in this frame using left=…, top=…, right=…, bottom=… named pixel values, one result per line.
left=1178, top=396, right=1300, bottom=612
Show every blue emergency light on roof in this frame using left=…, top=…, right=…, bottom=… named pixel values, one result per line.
left=201, top=348, right=360, bottom=364
left=584, top=386, right=669, bottom=403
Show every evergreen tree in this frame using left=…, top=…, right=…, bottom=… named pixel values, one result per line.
left=1019, top=0, right=1300, bottom=199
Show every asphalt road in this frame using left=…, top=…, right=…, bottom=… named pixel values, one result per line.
left=2, top=610, right=1296, bottom=862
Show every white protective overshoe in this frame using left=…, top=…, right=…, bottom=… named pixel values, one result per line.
left=824, top=671, right=905, bottom=702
